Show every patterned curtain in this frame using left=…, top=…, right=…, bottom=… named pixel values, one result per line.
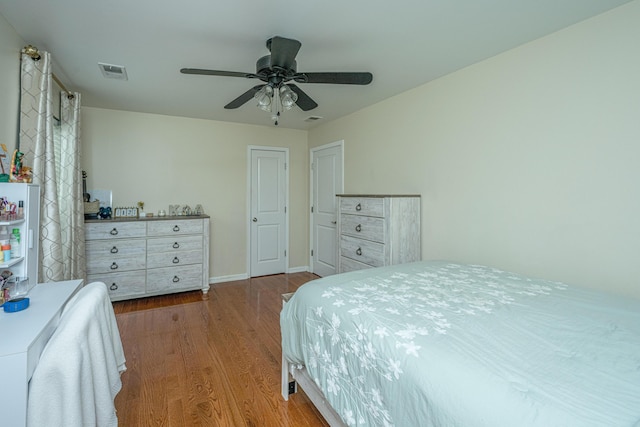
left=19, top=50, right=86, bottom=282
left=55, top=93, right=86, bottom=281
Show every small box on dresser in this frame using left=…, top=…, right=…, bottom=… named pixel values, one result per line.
left=85, top=216, right=210, bottom=301
left=337, top=195, right=421, bottom=273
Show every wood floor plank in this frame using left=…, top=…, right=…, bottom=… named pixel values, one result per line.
left=113, top=272, right=329, bottom=426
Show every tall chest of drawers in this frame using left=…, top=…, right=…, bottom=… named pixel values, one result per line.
left=85, top=216, right=210, bottom=301
left=337, top=195, right=421, bottom=273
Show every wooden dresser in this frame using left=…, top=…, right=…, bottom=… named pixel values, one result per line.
left=337, top=195, right=421, bottom=273
left=85, top=216, right=210, bottom=300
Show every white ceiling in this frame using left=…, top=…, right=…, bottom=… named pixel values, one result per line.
left=0, top=0, right=632, bottom=130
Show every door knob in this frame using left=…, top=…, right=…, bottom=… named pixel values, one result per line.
left=253, top=217, right=258, bottom=222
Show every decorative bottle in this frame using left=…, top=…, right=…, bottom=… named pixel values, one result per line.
left=10, top=228, right=20, bottom=258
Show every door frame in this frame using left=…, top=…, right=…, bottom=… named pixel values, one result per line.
left=309, top=140, right=344, bottom=275
left=246, top=145, right=290, bottom=277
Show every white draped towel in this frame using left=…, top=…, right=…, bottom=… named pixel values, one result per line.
left=27, top=282, right=127, bottom=427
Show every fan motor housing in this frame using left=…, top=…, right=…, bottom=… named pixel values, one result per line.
left=257, top=55, right=296, bottom=76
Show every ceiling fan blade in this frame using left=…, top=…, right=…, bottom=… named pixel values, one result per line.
left=268, top=36, right=301, bottom=70
left=224, top=85, right=264, bottom=109
left=181, top=68, right=255, bottom=78
left=295, top=72, right=373, bottom=85
left=288, top=84, right=318, bottom=111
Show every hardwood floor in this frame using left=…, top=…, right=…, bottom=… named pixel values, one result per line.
left=112, top=273, right=329, bottom=427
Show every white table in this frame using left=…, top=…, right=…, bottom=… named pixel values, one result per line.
left=0, top=279, right=83, bottom=427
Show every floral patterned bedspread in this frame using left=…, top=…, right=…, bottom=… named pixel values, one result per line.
left=280, top=261, right=640, bottom=427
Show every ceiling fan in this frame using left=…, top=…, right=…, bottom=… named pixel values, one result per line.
left=180, top=36, right=373, bottom=124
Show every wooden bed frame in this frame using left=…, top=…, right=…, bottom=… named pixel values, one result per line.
left=281, top=293, right=347, bottom=427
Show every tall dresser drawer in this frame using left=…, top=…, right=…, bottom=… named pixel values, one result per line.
left=146, top=264, right=203, bottom=292
left=339, top=197, right=385, bottom=217
left=340, top=235, right=385, bottom=267
left=339, top=256, right=375, bottom=273
left=340, top=214, right=385, bottom=243
left=147, top=219, right=203, bottom=236
left=85, top=222, right=146, bottom=240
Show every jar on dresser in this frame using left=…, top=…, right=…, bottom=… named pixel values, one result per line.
left=336, top=195, right=421, bottom=273
left=85, top=216, right=210, bottom=301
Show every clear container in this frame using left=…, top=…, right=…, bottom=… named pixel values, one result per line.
left=0, top=225, right=9, bottom=242
left=2, top=276, right=30, bottom=301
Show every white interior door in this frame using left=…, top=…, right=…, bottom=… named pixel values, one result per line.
left=311, top=142, right=343, bottom=277
left=250, top=148, right=287, bottom=277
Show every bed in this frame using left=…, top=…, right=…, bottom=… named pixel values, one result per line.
left=280, top=261, right=640, bottom=426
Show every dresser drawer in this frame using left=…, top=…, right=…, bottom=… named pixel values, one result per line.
left=147, top=219, right=203, bottom=237
left=86, top=251, right=146, bottom=274
left=86, top=239, right=146, bottom=259
left=146, top=264, right=203, bottom=293
left=340, top=214, right=385, bottom=243
left=87, top=271, right=146, bottom=300
left=339, top=256, right=375, bottom=273
left=85, top=221, right=146, bottom=240
left=147, top=249, right=203, bottom=269
left=340, top=235, right=385, bottom=267
left=340, top=197, right=385, bottom=217
left=147, top=235, right=203, bottom=253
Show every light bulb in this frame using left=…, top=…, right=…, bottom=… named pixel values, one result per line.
left=279, top=85, right=298, bottom=110
left=254, top=86, right=273, bottom=111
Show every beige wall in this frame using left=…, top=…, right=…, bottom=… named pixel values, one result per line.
left=0, top=13, right=23, bottom=157
left=4, top=3, right=640, bottom=297
left=82, top=107, right=309, bottom=280
left=309, top=1, right=640, bottom=298
left=0, top=14, right=61, bottom=156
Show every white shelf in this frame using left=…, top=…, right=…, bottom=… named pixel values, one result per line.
left=0, top=218, right=25, bottom=226
left=0, top=256, right=24, bottom=269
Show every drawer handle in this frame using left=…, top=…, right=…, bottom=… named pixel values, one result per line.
left=110, top=246, right=118, bottom=254
left=355, top=224, right=362, bottom=232
left=173, top=242, right=180, bottom=249
left=173, top=225, right=180, bottom=232
left=173, top=276, right=180, bottom=283
left=110, top=283, right=118, bottom=291
left=356, top=247, right=362, bottom=256
left=173, top=257, right=180, bottom=264
left=355, top=203, right=362, bottom=211
left=110, top=262, right=119, bottom=270
left=110, top=228, right=118, bottom=235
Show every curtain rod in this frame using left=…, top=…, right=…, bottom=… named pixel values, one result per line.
left=22, top=45, right=75, bottom=99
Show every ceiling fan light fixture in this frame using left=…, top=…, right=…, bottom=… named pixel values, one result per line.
left=182, top=36, right=372, bottom=124
left=254, top=85, right=273, bottom=111
left=279, top=84, right=298, bottom=110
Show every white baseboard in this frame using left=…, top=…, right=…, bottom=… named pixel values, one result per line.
left=287, top=265, right=309, bottom=274
left=208, top=266, right=310, bottom=285
left=209, top=273, right=249, bottom=284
